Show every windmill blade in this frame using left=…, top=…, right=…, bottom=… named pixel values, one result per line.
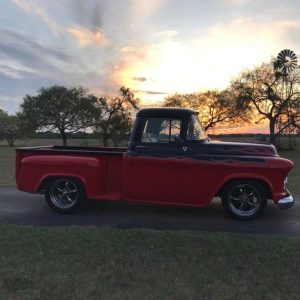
left=291, top=61, right=297, bottom=68
left=284, top=49, right=289, bottom=56
left=280, top=50, right=286, bottom=58
left=277, top=52, right=285, bottom=60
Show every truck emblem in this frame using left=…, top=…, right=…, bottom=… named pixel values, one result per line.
left=182, top=146, right=188, bottom=152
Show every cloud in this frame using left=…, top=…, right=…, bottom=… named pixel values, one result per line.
left=13, top=0, right=63, bottom=34
left=62, top=0, right=104, bottom=33
left=0, top=29, right=73, bottom=79
left=221, top=0, right=250, bottom=4
left=0, top=29, right=71, bottom=61
left=154, top=30, right=178, bottom=38
left=0, top=97, right=21, bottom=114
left=195, top=17, right=300, bottom=82
left=133, top=77, right=147, bottom=82
left=0, top=61, right=38, bottom=79
left=134, top=89, right=168, bottom=95
left=67, top=25, right=108, bottom=47
left=131, top=0, right=169, bottom=18
left=120, top=47, right=136, bottom=53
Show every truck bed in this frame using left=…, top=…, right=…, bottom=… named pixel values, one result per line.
left=15, top=145, right=127, bottom=200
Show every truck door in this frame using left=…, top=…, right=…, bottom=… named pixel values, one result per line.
left=124, top=116, right=202, bottom=205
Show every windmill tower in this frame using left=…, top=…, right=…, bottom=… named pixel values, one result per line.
left=273, top=49, right=298, bottom=149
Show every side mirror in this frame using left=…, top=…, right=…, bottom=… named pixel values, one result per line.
left=174, top=136, right=185, bottom=144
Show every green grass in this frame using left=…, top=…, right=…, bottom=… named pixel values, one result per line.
left=0, top=226, right=299, bottom=300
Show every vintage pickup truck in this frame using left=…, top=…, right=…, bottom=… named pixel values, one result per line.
left=16, top=108, right=294, bottom=219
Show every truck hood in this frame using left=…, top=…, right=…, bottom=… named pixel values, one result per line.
left=209, top=140, right=278, bottom=157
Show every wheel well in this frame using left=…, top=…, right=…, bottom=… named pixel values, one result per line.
left=217, top=179, right=272, bottom=199
left=38, top=176, right=85, bottom=193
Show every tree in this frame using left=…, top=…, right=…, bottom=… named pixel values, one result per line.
left=110, top=115, right=133, bottom=147
left=290, top=98, right=300, bottom=129
left=164, top=89, right=249, bottom=131
left=94, top=87, right=139, bottom=146
left=0, top=110, right=20, bottom=147
left=231, top=62, right=300, bottom=145
left=20, top=85, right=99, bottom=146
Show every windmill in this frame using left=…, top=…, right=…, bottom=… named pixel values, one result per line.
left=274, top=49, right=298, bottom=79
left=273, top=49, right=298, bottom=148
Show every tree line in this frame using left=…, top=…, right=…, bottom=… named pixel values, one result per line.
left=1, top=59, right=300, bottom=147
left=0, top=86, right=139, bottom=147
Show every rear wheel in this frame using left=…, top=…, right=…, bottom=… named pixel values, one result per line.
left=221, top=180, right=267, bottom=220
left=45, top=177, right=85, bottom=214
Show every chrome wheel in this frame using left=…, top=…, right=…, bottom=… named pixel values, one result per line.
left=228, top=183, right=261, bottom=217
left=49, top=178, right=79, bottom=209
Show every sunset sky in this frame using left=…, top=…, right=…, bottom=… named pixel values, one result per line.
left=1, top=0, right=300, bottom=132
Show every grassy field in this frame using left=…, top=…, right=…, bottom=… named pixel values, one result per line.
left=1, top=140, right=299, bottom=192
left=0, top=226, right=299, bottom=300
left=0, top=146, right=16, bottom=185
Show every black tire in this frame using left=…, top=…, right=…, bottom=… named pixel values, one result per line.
left=45, top=177, right=86, bottom=214
left=221, top=180, right=267, bottom=220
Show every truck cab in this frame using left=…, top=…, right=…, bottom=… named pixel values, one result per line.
left=129, top=108, right=208, bottom=156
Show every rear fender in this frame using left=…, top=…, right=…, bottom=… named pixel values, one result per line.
left=17, top=155, right=104, bottom=198
left=36, top=173, right=87, bottom=192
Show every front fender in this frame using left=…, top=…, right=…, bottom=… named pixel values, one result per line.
left=215, top=173, right=274, bottom=199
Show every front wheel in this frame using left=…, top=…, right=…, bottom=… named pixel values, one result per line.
left=45, top=177, right=86, bottom=214
left=221, top=180, right=267, bottom=220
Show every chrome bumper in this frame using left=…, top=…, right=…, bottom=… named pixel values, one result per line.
left=278, top=194, right=294, bottom=209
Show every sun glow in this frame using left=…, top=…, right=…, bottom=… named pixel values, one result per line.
left=121, top=39, right=272, bottom=106
left=116, top=18, right=295, bottom=108
left=116, top=42, right=210, bottom=107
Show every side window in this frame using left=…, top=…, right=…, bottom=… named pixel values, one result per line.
left=141, top=118, right=182, bottom=143
left=170, top=119, right=181, bottom=142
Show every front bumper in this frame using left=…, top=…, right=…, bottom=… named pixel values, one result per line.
left=278, top=193, right=294, bottom=209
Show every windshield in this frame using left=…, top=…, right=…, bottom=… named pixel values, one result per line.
left=187, top=114, right=207, bottom=141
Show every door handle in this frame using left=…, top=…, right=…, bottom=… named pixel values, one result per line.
left=135, top=145, right=148, bottom=150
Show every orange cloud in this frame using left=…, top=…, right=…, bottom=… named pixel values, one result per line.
left=67, top=25, right=108, bottom=47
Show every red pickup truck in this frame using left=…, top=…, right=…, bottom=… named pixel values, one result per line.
left=16, top=108, right=294, bottom=220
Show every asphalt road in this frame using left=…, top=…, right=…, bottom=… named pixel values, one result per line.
left=0, top=185, right=299, bottom=236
